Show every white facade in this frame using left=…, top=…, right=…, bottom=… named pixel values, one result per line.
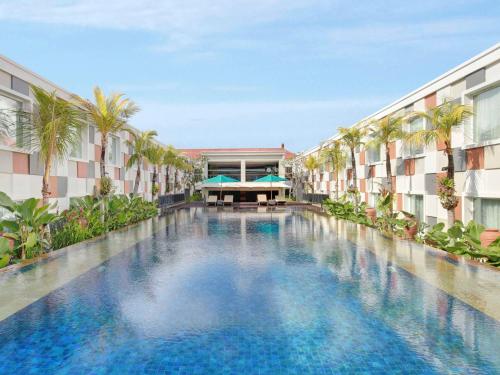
left=298, top=43, right=500, bottom=229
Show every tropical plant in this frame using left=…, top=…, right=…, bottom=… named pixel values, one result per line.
left=163, top=146, right=180, bottom=193
left=99, top=176, right=114, bottom=197
left=52, top=195, right=157, bottom=249
left=0, top=192, right=57, bottom=260
left=187, top=192, right=203, bottom=202
left=3, top=86, right=85, bottom=205
left=74, top=87, right=139, bottom=185
left=406, top=99, right=473, bottom=226
left=320, top=140, right=346, bottom=199
left=323, top=195, right=372, bottom=226
left=144, top=143, right=165, bottom=201
left=339, top=126, right=367, bottom=192
left=367, top=115, right=404, bottom=196
left=374, top=192, right=405, bottom=236
left=304, top=155, right=320, bottom=193
left=0, top=237, right=12, bottom=268
left=126, top=130, right=158, bottom=195
left=173, top=156, right=189, bottom=193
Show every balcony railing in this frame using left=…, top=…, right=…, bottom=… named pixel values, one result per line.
left=158, top=193, right=185, bottom=208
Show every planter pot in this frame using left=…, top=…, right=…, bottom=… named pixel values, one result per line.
left=480, top=228, right=500, bottom=248
left=404, top=224, right=418, bottom=240
left=365, top=207, right=376, bottom=224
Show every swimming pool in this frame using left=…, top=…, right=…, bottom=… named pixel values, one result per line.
left=0, top=208, right=499, bottom=374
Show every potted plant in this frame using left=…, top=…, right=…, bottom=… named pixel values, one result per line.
left=480, top=228, right=500, bottom=248
left=401, top=211, right=418, bottom=240
left=365, top=207, right=377, bottom=223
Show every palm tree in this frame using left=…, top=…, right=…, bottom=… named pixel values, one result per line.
left=144, top=143, right=165, bottom=201
left=304, top=155, right=319, bottom=194
left=19, top=86, right=84, bottom=205
left=163, top=146, right=179, bottom=193
left=320, top=140, right=346, bottom=200
left=339, top=126, right=367, bottom=191
left=125, top=130, right=157, bottom=195
left=74, top=87, right=139, bottom=185
left=367, top=115, right=404, bottom=195
left=173, top=156, right=188, bottom=193
left=406, top=99, right=473, bottom=226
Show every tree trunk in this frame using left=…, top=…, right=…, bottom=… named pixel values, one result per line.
left=446, top=142, right=456, bottom=227
left=165, top=166, right=170, bottom=193
left=446, top=143, right=454, bottom=179
left=133, top=156, right=141, bottom=195
left=41, top=158, right=52, bottom=206
left=152, top=166, right=158, bottom=201
left=335, top=170, right=339, bottom=200
left=350, top=147, right=357, bottom=189
left=100, top=135, right=108, bottom=179
left=174, top=169, right=178, bottom=193
left=385, top=143, right=392, bottom=194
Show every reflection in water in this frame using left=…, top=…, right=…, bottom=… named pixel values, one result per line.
left=0, top=208, right=499, bottom=374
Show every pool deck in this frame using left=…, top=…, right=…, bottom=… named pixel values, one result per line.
left=0, top=206, right=499, bottom=324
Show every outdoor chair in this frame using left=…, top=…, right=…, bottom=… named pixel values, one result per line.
left=257, top=194, right=268, bottom=206
left=223, top=195, right=234, bottom=206
left=275, top=195, right=287, bottom=205
left=207, top=195, right=218, bottom=206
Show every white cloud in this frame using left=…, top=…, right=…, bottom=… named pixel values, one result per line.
left=0, top=1, right=497, bottom=56
left=0, top=0, right=324, bottom=50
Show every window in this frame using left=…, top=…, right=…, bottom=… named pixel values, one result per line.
left=366, top=135, right=381, bottom=163
left=474, top=198, right=500, bottom=229
left=407, top=117, right=424, bottom=156
left=405, top=194, right=424, bottom=222
left=70, top=125, right=87, bottom=159
left=0, top=94, right=23, bottom=148
left=474, top=86, right=500, bottom=143
left=108, top=135, right=120, bottom=165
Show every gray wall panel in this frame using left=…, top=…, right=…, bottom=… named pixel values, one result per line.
left=425, top=173, right=436, bottom=195
left=465, top=69, right=485, bottom=89
left=88, top=161, right=95, bottom=178
left=29, top=152, right=44, bottom=176
left=11, top=76, right=29, bottom=96
left=57, top=176, right=68, bottom=197
left=453, top=148, right=466, bottom=172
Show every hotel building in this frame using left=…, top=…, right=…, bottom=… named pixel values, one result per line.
left=298, top=43, right=500, bottom=229
left=180, top=147, right=295, bottom=202
left=0, top=54, right=182, bottom=213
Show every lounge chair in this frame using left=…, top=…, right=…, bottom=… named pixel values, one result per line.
left=207, top=195, right=218, bottom=206
left=275, top=195, right=287, bottom=205
left=223, top=195, right=234, bottom=206
left=257, top=194, right=268, bottom=206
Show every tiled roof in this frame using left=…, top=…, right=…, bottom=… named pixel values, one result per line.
left=179, top=148, right=295, bottom=160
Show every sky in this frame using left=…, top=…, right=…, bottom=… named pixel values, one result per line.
left=1, top=1, right=499, bottom=152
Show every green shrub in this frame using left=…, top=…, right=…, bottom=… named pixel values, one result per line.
left=422, top=221, right=500, bottom=266
left=0, top=192, right=57, bottom=260
left=323, top=195, right=371, bottom=226
left=187, top=192, right=203, bottom=202
left=52, top=194, right=157, bottom=250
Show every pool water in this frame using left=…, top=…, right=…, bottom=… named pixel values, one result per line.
left=0, top=208, right=499, bottom=374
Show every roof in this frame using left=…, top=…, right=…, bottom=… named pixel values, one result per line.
left=178, top=147, right=296, bottom=160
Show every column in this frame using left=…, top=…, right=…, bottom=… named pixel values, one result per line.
left=241, top=160, right=246, bottom=182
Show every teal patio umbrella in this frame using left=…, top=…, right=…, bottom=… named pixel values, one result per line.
left=202, top=175, right=239, bottom=200
left=254, top=174, right=288, bottom=200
